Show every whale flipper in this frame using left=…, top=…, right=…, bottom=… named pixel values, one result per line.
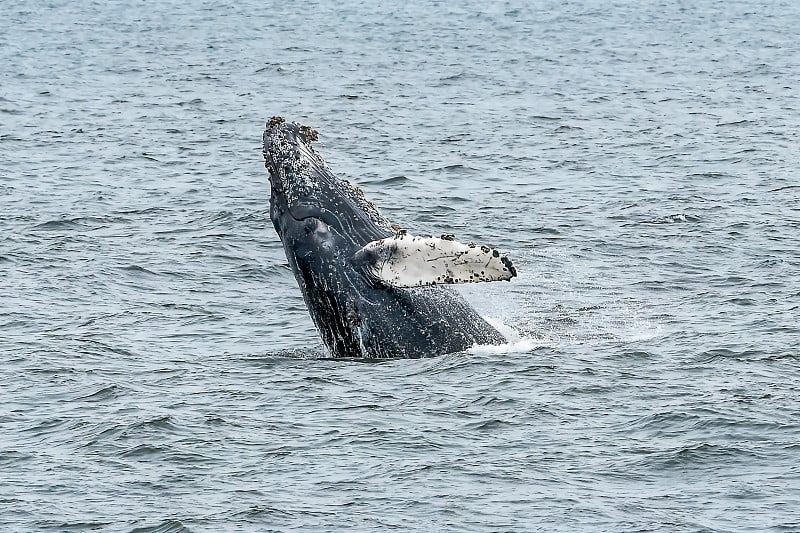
left=351, top=233, right=517, bottom=288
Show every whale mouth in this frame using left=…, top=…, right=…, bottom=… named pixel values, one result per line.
left=285, top=201, right=324, bottom=223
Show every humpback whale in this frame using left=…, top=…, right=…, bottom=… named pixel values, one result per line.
left=263, top=117, right=516, bottom=358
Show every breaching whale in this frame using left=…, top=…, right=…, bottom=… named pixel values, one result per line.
left=263, top=117, right=516, bottom=358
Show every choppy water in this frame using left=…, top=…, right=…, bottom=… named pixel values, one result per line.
left=2, top=0, right=800, bottom=531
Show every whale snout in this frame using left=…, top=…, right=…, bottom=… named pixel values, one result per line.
left=262, top=116, right=324, bottom=195
left=262, top=116, right=319, bottom=163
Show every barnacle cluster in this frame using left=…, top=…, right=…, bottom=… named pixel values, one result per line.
left=263, top=117, right=315, bottom=207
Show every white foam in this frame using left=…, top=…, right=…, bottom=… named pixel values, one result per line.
left=459, top=246, right=668, bottom=353
left=468, top=338, right=548, bottom=355
left=468, top=316, right=552, bottom=355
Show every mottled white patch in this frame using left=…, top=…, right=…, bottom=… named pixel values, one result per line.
left=353, top=233, right=517, bottom=288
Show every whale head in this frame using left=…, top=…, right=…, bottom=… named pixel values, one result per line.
left=262, top=117, right=392, bottom=251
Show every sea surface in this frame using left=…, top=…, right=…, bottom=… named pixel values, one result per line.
left=2, top=0, right=799, bottom=531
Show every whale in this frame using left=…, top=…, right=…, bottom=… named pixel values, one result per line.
left=263, top=117, right=516, bottom=358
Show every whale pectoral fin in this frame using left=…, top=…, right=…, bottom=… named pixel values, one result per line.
left=350, top=233, right=517, bottom=288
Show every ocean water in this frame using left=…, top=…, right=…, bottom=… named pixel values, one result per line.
left=2, top=0, right=799, bottom=531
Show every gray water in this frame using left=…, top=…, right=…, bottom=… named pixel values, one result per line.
left=2, top=0, right=799, bottom=531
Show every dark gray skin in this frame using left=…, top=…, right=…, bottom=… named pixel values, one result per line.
left=263, top=117, right=506, bottom=358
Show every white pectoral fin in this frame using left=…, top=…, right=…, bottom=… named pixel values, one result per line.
left=351, top=233, right=517, bottom=288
